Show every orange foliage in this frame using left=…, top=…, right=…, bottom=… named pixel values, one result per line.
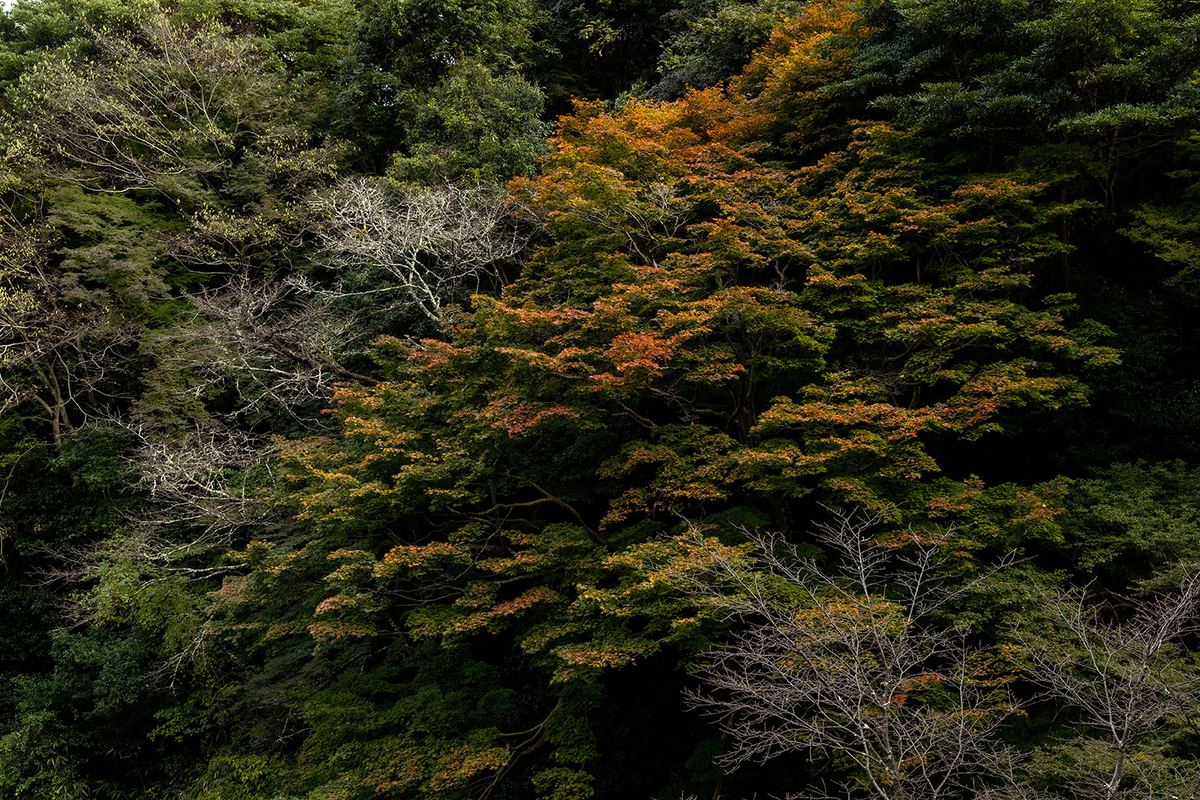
left=731, top=0, right=868, bottom=152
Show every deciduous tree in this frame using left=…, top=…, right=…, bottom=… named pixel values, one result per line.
left=310, top=178, right=529, bottom=323
left=1020, top=577, right=1200, bottom=800
left=688, top=511, right=1023, bottom=799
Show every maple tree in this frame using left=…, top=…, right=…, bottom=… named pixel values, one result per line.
left=229, top=66, right=1116, bottom=796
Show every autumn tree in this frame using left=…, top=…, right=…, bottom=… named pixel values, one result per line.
left=215, top=80, right=1112, bottom=798
left=4, top=0, right=1200, bottom=798
left=652, top=0, right=807, bottom=99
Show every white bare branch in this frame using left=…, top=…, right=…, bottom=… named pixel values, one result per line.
left=687, top=510, right=1023, bottom=800
left=1018, top=575, right=1200, bottom=800
left=58, top=417, right=277, bottom=550
left=152, top=275, right=374, bottom=418
left=310, top=178, right=527, bottom=322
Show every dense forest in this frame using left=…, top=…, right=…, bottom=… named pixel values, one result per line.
left=4, top=0, right=1200, bottom=797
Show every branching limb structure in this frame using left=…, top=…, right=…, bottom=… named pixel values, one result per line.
left=688, top=510, right=1022, bottom=800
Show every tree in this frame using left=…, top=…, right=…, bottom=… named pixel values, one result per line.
left=0, top=5, right=347, bottom=436
left=388, top=61, right=552, bottom=183
left=839, top=0, right=1200, bottom=198
left=525, top=0, right=692, bottom=107
left=153, top=276, right=373, bottom=420
left=14, top=11, right=286, bottom=198
left=5, top=0, right=1197, bottom=795
left=721, top=0, right=866, bottom=155
left=233, top=86, right=1102, bottom=797
left=687, top=511, right=1023, bottom=799
left=652, top=0, right=807, bottom=99
left=334, top=0, right=545, bottom=175
left=310, top=178, right=530, bottom=323
left=501, top=93, right=1113, bottom=524
left=0, top=219, right=140, bottom=445
left=0, top=9, right=353, bottom=796
left=9, top=5, right=343, bottom=270
left=1019, top=577, right=1200, bottom=800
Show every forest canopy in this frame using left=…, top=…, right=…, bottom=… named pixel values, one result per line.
left=2, top=0, right=1200, bottom=798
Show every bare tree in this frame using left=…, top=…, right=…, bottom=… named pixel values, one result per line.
left=40, top=419, right=274, bottom=587
left=125, top=420, right=275, bottom=540
left=143, top=276, right=374, bottom=420
left=28, top=414, right=281, bottom=690
left=36, top=417, right=277, bottom=688
left=1018, top=577, right=1200, bottom=800
left=0, top=227, right=138, bottom=444
left=687, top=511, right=1022, bottom=800
left=310, top=178, right=528, bottom=322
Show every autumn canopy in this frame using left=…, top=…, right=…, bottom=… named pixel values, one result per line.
left=2, top=0, right=1200, bottom=798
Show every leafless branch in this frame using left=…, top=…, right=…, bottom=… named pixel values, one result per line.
left=309, top=178, right=528, bottom=322
left=150, top=275, right=374, bottom=418
left=688, top=510, right=1023, bottom=799
left=36, top=418, right=276, bottom=684
left=119, top=418, right=276, bottom=541
left=1018, top=575, right=1200, bottom=800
